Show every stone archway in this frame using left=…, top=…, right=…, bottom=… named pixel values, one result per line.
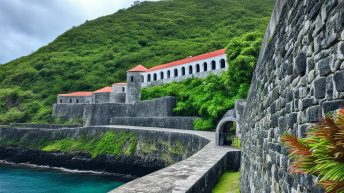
left=216, top=116, right=239, bottom=146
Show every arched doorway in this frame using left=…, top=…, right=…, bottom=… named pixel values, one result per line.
left=216, top=117, right=240, bottom=146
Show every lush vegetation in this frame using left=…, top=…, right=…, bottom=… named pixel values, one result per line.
left=142, top=32, right=263, bottom=130
left=212, top=171, right=240, bottom=193
left=0, top=130, right=138, bottom=157
left=42, top=131, right=138, bottom=157
left=281, top=109, right=344, bottom=193
left=0, top=0, right=274, bottom=125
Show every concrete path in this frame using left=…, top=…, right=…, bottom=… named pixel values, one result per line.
left=99, top=125, right=240, bottom=193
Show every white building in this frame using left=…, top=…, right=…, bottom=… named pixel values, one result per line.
left=57, top=48, right=228, bottom=104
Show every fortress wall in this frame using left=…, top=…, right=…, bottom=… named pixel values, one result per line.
left=241, top=0, right=344, bottom=192
left=57, top=96, right=92, bottom=104
left=0, top=126, right=209, bottom=178
left=52, top=103, right=86, bottom=120
left=53, top=97, right=177, bottom=126
left=110, top=117, right=197, bottom=130
left=92, top=92, right=110, bottom=103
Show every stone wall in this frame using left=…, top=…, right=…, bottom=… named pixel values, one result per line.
left=57, top=95, right=92, bottom=104
left=110, top=117, right=197, bottom=130
left=241, top=0, right=344, bottom=192
left=0, top=126, right=209, bottom=178
left=9, top=123, right=82, bottom=129
left=92, top=92, right=110, bottom=104
left=53, top=96, right=177, bottom=126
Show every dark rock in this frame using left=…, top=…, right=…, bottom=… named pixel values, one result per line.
left=295, top=53, right=307, bottom=76
left=301, top=98, right=314, bottom=110
left=318, top=57, right=331, bottom=76
left=333, top=71, right=344, bottom=92
left=314, top=77, right=327, bottom=99
left=326, top=75, right=334, bottom=99
left=322, top=100, right=344, bottom=115
left=307, top=106, right=321, bottom=123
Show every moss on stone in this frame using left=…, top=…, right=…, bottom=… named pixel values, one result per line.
left=41, top=130, right=138, bottom=158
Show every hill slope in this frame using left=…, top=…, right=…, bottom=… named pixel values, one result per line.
left=0, top=0, right=274, bottom=124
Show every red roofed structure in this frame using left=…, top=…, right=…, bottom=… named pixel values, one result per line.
left=56, top=48, right=228, bottom=104
left=58, top=92, right=93, bottom=97
left=93, top=86, right=112, bottom=93
left=128, top=65, right=148, bottom=72
left=146, top=49, right=226, bottom=72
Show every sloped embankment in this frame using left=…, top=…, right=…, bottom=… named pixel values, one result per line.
left=0, top=126, right=209, bottom=180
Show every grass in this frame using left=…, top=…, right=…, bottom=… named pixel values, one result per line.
left=41, top=130, right=138, bottom=157
left=212, top=172, right=240, bottom=193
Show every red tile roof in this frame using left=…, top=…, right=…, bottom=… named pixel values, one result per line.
left=112, top=82, right=127, bottom=86
left=128, top=65, right=148, bottom=72
left=93, top=86, right=112, bottom=93
left=58, top=92, right=93, bottom=97
left=145, top=49, right=226, bottom=72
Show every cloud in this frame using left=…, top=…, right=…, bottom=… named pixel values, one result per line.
left=0, top=0, right=151, bottom=64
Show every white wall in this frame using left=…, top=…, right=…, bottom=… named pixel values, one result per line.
left=141, top=54, right=227, bottom=87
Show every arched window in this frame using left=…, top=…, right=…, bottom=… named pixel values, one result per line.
left=160, top=71, right=164, bottom=80
left=211, top=60, right=216, bottom=70
left=167, top=70, right=171, bottom=78
left=220, top=59, right=226, bottom=68
left=70, top=99, right=72, bottom=103
left=153, top=73, right=157, bottom=81
left=196, top=64, right=200, bottom=73
left=189, top=66, right=193, bottom=74
left=203, top=62, right=208, bottom=72
left=122, top=87, right=125, bottom=92
left=141, top=75, right=144, bottom=82
left=60, top=99, right=62, bottom=103
left=182, top=67, right=185, bottom=75
left=148, top=74, right=151, bottom=82
left=76, top=99, right=79, bottom=103
left=174, top=69, right=178, bottom=77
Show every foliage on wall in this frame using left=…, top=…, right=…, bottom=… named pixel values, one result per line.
left=281, top=109, right=344, bottom=193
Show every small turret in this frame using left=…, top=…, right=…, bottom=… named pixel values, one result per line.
left=126, top=65, right=147, bottom=103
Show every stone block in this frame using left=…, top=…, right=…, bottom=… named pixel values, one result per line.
left=301, top=98, right=314, bottom=110
left=314, top=77, right=327, bottom=99
left=326, top=75, right=334, bottom=99
left=333, top=71, right=344, bottom=92
left=322, top=99, right=344, bottom=115
left=307, top=106, right=321, bottom=123
left=318, top=57, right=331, bottom=76
left=278, top=117, right=287, bottom=131
left=288, top=113, right=298, bottom=128
left=295, top=53, right=307, bottom=76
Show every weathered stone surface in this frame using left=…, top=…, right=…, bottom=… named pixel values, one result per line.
left=333, top=71, right=344, bottom=92
left=318, top=57, right=331, bottom=76
left=241, top=0, right=343, bottom=192
left=295, top=53, right=307, bottom=76
left=322, top=100, right=344, bottom=114
left=314, top=77, right=327, bottom=99
left=110, top=117, right=197, bottom=130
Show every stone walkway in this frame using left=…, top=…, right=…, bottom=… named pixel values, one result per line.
left=100, top=125, right=240, bottom=193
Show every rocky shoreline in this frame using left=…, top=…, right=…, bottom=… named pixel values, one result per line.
left=0, top=147, right=165, bottom=181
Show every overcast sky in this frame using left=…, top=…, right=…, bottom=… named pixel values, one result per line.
left=0, top=0, right=153, bottom=64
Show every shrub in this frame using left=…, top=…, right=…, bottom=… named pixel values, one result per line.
left=281, top=109, right=344, bottom=193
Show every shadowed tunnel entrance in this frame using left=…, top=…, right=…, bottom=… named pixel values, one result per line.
left=216, top=117, right=240, bottom=146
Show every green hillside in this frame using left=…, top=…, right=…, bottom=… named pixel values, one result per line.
left=0, top=0, right=274, bottom=125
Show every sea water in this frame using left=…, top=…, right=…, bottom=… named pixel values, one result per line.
left=0, top=163, right=125, bottom=193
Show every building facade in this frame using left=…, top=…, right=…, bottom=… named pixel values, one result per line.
left=57, top=48, right=228, bottom=104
